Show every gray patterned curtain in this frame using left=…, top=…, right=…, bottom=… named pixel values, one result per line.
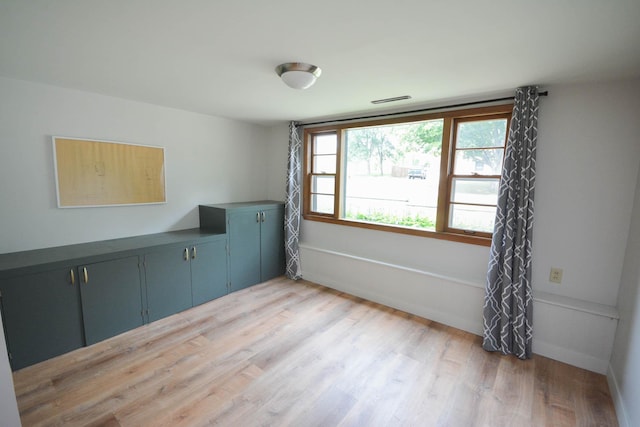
left=483, top=86, right=540, bottom=359
left=284, top=121, right=302, bottom=280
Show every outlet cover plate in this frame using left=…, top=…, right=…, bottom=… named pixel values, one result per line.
left=549, top=267, right=563, bottom=284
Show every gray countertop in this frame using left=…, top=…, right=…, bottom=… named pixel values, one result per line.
left=0, top=228, right=226, bottom=277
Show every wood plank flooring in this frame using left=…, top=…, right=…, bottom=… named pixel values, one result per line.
left=12, top=277, right=618, bottom=426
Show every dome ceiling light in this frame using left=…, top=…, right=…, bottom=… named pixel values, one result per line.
left=275, top=62, right=322, bottom=90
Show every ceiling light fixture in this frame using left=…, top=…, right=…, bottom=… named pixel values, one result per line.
left=371, top=95, right=412, bottom=104
left=275, top=62, right=322, bottom=90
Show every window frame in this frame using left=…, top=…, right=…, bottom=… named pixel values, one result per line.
left=302, top=104, right=512, bottom=246
left=444, top=113, right=512, bottom=239
left=307, top=131, right=340, bottom=217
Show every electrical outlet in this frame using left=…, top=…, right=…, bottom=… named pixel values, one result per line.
left=549, top=267, right=563, bottom=284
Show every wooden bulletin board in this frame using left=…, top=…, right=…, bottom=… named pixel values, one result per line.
left=53, top=137, right=166, bottom=208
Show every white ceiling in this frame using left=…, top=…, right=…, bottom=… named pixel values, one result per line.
left=1, top=1, right=639, bottom=125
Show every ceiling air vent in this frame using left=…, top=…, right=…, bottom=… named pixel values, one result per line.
left=371, top=95, right=412, bottom=104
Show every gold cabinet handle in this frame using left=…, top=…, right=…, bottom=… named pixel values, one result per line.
left=191, top=246, right=197, bottom=260
left=82, top=267, right=88, bottom=284
left=70, top=269, right=75, bottom=285
left=184, top=248, right=189, bottom=261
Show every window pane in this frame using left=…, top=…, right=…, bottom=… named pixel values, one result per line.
left=314, top=134, right=337, bottom=154
left=457, top=119, right=507, bottom=148
left=312, top=175, right=334, bottom=194
left=449, top=204, right=496, bottom=233
left=313, top=155, right=336, bottom=174
left=451, top=178, right=500, bottom=205
left=342, top=119, right=443, bottom=231
left=454, top=149, right=504, bottom=175
left=311, top=194, right=334, bottom=214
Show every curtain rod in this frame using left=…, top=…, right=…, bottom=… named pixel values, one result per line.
left=301, top=91, right=549, bottom=127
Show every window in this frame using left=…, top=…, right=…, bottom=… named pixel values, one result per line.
left=448, top=116, right=508, bottom=234
left=308, top=133, right=338, bottom=215
left=303, top=105, right=511, bottom=245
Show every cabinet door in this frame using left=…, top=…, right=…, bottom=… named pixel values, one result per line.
left=79, top=256, right=144, bottom=345
left=260, top=207, right=286, bottom=281
left=144, top=247, right=192, bottom=322
left=0, top=267, right=84, bottom=370
left=191, top=240, right=228, bottom=306
left=228, top=211, right=261, bottom=292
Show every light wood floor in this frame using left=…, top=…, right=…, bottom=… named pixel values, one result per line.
left=13, top=277, right=618, bottom=426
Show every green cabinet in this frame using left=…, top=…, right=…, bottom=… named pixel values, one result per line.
left=0, top=229, right=227, bottom=370
left=143, top=237, right=228, bottom=320
left=78, top=256, right=144, bottom=345
left=227, top=210, right=262, bottom=291
left=143, top=246, right=192, bottom=322
left=0, top=256, right=143, bottom=369
left=259, top=207, right=286, bottom=282
left=191, top=239, right=228, bottom=306
left=0, top=267, right=84, bottom=370
left=199, top=201, right=285, bottom=292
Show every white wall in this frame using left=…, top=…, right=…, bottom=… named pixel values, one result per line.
left=608, top=164, right=640, bottom=427
left=533, top=79, right=640, bottom=306
left=287, top=78, right=640, bottom=374
left=265, top=124, right=289, bottom=202
left=0, top=76, right=270, bottom=253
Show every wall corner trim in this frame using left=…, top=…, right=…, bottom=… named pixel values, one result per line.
left=607, top=363, right=630, bottom=427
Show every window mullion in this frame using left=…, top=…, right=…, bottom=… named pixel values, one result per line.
left=334, top=131, right=343, bottom=219
left=437, top=117, right=453, bottom=232
left=303, top=130, right=312, bottom=216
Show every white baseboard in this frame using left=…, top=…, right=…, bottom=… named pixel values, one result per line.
left=607, top=364, right=629, bottom=427
left=300, top=244, right=617, bottom=375
left=304, top=270, right=483, bottom=336
left=532, top=339, right=609, bottom=374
